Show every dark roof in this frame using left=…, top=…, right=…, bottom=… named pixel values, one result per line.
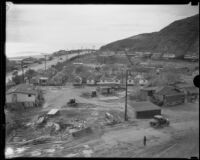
left=179, top=86, right=199, bottom=94
left=155, top=86, right=184, bottom=96
left=129, top=101, right=161, bottom=112
left=6, top=84, right=37, bottom=95
left=175, top=83, right=195, bottom=89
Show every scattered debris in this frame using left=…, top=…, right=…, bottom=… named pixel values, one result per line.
left=31, top=150, right=41, bottom=156
left=16, top=147, right=27, bottom=154
left=47, top=109, right=60, bottom=116
left=105, top=112, right=121, bottom=125
left=20, top=136, right=52, bottom=146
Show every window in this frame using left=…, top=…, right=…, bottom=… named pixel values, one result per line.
left=28, top=94, right=32, bottom=97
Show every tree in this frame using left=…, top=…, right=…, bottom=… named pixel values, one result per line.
left=25, top=69, right=37, bottom=82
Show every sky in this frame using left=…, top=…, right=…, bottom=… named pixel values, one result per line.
left=6, top=3, right=199, bottom=57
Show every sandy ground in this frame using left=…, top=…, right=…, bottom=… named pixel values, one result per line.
left=6, top=85, right=199, bottom=158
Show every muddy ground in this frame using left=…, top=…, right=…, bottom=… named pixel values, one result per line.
left=5, top=85, right=199, bottom=158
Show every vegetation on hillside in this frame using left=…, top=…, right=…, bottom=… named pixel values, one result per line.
left=100, top=14, right=199, bottom=58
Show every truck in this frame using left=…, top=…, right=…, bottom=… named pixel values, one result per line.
left=150, top=115, right=170, bottom=128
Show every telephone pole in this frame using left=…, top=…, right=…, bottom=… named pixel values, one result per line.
left=21, top=60, right=24, bottom=83
left=44, top=55, right=47, bottom=72
left=125, top=69, right=128, bottom=121
left=41, top=54, right=47, bottom=72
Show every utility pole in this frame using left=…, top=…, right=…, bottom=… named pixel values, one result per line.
left=41, top=54, right=47, bottom=72
left=21, top=60, right=24, bottom=83
left=125, top=69, right=128, bottom=121
left=44, top=55, right=47, bottom=72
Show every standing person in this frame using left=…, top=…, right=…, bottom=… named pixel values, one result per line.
left=143, top=136, right=147, bottom=146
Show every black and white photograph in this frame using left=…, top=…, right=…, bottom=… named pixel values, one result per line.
left=5, top=3, right=199, bottom=158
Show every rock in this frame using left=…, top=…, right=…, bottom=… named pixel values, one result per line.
left=82, top=149, right=93, bottom=157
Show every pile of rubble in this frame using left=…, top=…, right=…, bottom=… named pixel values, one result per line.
left=104, top=112, right=122, bottom=125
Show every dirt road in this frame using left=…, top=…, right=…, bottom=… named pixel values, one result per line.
left=6, top=51, right=91, bottom=83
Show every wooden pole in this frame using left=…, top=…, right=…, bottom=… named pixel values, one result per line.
left=125, top=69, right=128, bottom=121
left=21, top=61, right=24, bottom=83
left=44, top=55, right=47, bottom=72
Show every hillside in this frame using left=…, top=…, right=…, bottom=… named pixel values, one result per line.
left=100, top=14, right=199, bottom=58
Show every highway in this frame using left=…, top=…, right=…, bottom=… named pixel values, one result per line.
left=6, top=51, right=92, bottom=83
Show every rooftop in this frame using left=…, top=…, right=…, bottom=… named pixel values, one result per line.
left=47, top=109, right=59, bottom=115
left=129, top=101, right=161, bottom=112
left=6, top=83, right=37, bottom=95
left=155, top=86, right=184, bottom=96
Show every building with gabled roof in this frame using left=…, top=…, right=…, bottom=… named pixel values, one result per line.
left=175, top=83, right=199, bottom=103
left=162, top=53, right=176, bottom=59
left=129, top=101, right=161, bottom=119
left=151, top=53, right=162, bottom=59
left=86, top=75, right=96, bottom=85
left=154, top=86, right=185, bottom=106
left=97, top=76, right=120, bottom=86
left=6, top=84, right=40, bottom=108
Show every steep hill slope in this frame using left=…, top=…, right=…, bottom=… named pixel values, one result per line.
left=100, top=14, right=199, bottom=58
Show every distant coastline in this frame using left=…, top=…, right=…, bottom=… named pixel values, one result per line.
left=8, top=54, right=51, bottom=61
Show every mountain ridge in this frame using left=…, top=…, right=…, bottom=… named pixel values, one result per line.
left=100, top=14, right=199, bottom=58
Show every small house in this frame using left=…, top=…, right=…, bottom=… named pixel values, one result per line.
left=143, top=52, right=152, bottom=58
left=127, top=76, right=135, bottom=86
left=139, top=79, right=148, bottom=86
left=140, top=86, right=159, bottom=101
left=130, top=101, right=161, bottom=119
left=154, top=86, right=185, bottom=106
left=184, top=54, right=199, bottom=61
left=127, top=79, right=135, bottom=86
left=97, top=76, right=121, bottom=86
left=73, top=76, right=82, bottom=86
left=6, top=84, right=40, bottom=108
left=151, top=53, right=162, bottom=59
left=86, top=76, right=96, bottom=85
left=97, top=86, right=115, bottom=95
left=39, top=77, right=48, bottom=85
left=175, top=84, right=199, bottom=103
left=162, top=53, right=176, bottom=59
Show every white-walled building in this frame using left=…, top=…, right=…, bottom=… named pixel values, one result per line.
left=6, top=84, right=39, bottom=107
